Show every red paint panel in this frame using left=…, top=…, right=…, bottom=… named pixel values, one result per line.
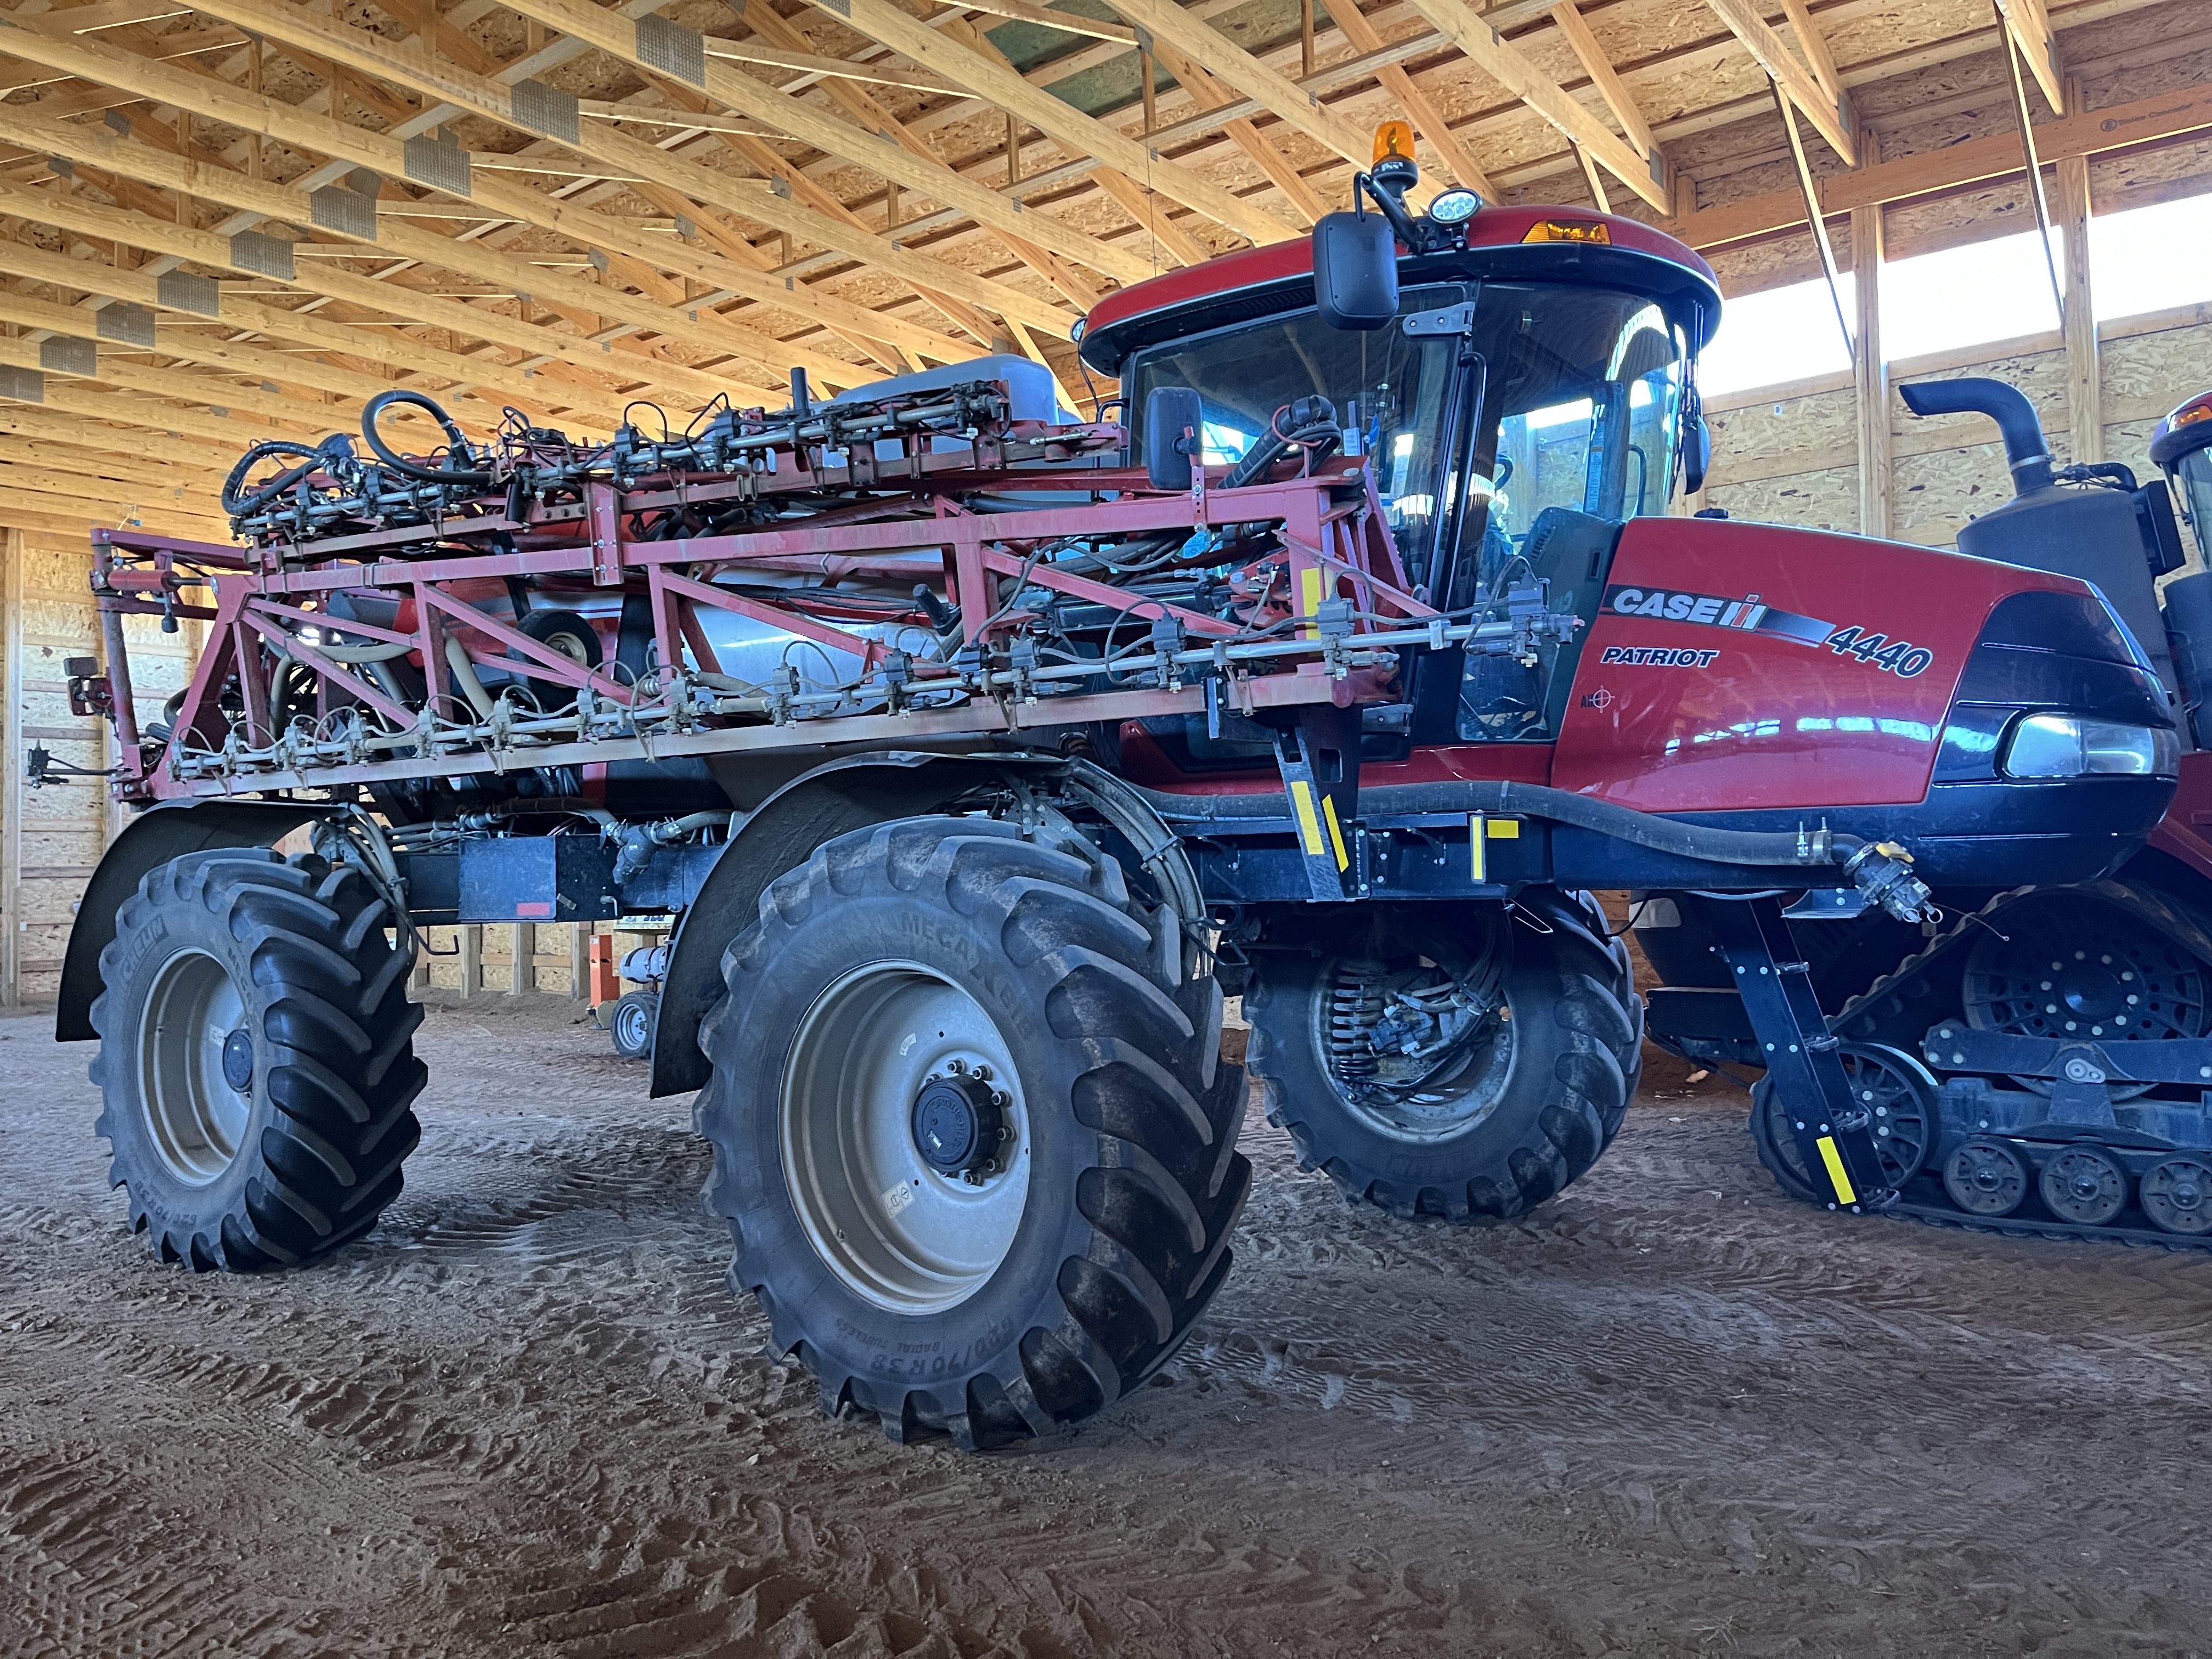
left=514, top=900, right=554, bottom=918
left=2148, top=749, right=2212, bottom=881
left=1550, top=518, right=2083, bottom=811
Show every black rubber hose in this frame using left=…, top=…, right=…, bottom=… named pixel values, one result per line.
left=361, top=389, right=494, bottom=487
left=1898, top=378, right=2053, bottom=495
left=1132, top=776, right=1867, bottom=870
left=222, top=439, right=329, bottom=517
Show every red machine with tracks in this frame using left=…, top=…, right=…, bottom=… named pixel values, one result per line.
left=47, top=147, right=2178, bottom=1446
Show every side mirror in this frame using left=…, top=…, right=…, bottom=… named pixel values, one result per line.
left=1680, top=391, right=1711, bottom=497
left=1313, top=211, right=1398, bottom=331
left=1143, top=385, right=1204, bottom=493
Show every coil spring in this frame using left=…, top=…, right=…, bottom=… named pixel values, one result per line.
left=1327, top=958, right=1388, bottom=1086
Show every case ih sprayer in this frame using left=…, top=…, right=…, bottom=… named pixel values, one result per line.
left=49, top=138, right=2178, bottom=1447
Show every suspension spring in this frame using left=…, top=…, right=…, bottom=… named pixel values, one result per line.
left=1327, top=958, right=1388, bottom=1086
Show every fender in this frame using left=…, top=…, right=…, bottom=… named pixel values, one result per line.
left=55, top=798, right=322, bottom=1042
left=647, top=751, right=1060, bottom=1098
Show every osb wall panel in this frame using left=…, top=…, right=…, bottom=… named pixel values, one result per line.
left=1703, top=386, right=1859, bottom=491
left=1704, top=465, right=1861, bottom=534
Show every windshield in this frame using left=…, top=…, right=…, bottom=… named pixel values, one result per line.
left=1125, top=280, right=1688, bottom=605
left=1127, top=284, right=1466, bottom=576
left=2174, top=447, right=2212, bottom=564
left=1476, top=287, right=1685, bottom=540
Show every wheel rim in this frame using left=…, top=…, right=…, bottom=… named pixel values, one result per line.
left=1313, top=944, right=1511, bottom=1143
left=780, top=961, right=1030, bottom=1314
left=1943, top=1138, right=2030, bottom=1216
left=1839, top=1045, right=1934, bottom=1184
left=2141, top=1156, right=2212, bottom=1234
left=2039, top=1145, right=2129, bottom=1225
left=614, top=998, right=650, bottom=1053
left=136, top=949, right=252, bottom=1186
left=1963, top=898, right=2209, bottom=1099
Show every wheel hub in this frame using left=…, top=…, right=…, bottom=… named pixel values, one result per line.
left=912, top=1069, right=1005, bottom=1181
left=221, top=1028, right=254, bottom=1093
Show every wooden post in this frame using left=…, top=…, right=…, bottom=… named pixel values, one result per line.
left=1300, top=0, right=1315, bottom=77
left=1851, top=203, right=1891, bottom=541
left=1, top=529, right=21, bottom=1008
left=2057, top=153, right=2100, bottom=466
left=510, top=921, right=535, bottom=994
left=1140, top=47, right=1156, bottom=137
left=460, top=924, right=483, bottom=996
left=570, top=922, right=589, bottom=1002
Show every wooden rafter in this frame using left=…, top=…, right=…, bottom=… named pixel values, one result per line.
left=1700, top=0, right=1860, bottom=166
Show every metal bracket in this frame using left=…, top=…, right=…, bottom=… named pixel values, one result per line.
left=1402, top=301, right=1477, bottom=337
left=1270, top=705, right=1361, bottom=902
left=1706, top=896, right=1897, bottom=1213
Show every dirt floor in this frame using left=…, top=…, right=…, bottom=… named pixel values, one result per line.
left=5, top=995, right=2212, bottom=1658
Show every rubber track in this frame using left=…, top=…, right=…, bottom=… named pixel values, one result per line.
left=1764, top=880, right=2212, bottom=1253
left=90, top=850, right=426, bottom=1271
left=700, top=817, right=1251, bottom=1448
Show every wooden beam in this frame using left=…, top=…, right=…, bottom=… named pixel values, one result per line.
left=1086, top=167, right=1213, bottom=267
left=1137, top=37, right=1328, bottom=224
left=0, top=400, right=242, bottom=471
left=1667, top=76, right=2212, bottom=252
left=2056, top=151, right=2099, bottom=464
left=1850, top=202, right=1889, bottom=539
left=1397, top=0, right=1669, bottom=210
left=1698, top=0, right=1858, bottom=166
left=0, top=101, right=787, bottom=405
left=1098, top=0, right=1377, bottom=171
left=1778, top=0, right=1847, bottom=111
left=790, top=0, right=1294, bottom=246
left=1997, top=0, right=2066, bottom=114
left=0, top=21, right=852, bottom=392
left=0, top=233, right=623, bottom=431
left=1548, top=4, right=1657, bottom=163
left=0, top=463, right=228, bottom=528
left=183, top=0, right=1076, bottom=347
left=1327, top=0, right=1496, bottom=200
left=495, top=0, right=1161, bottom=286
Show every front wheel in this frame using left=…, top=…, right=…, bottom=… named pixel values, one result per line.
left=696, top=816, right=1251, bottom=1448
left=89, top=849, right=426, bottom=1270
left=1245, top=893, right=1640, bottom=1223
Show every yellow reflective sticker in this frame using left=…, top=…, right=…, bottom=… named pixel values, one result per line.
left=1470, top=812, right=1486, bottom=882
left=1322, top=794, right=1350, bottom=871
left=1290, top=778, right=1325, bottom=857
left=1487, top=817, right=1520, bottom=838
left=1816, top=1136, right=1858, bottom=1205
left=1298, top=565, right=1324, bottom=617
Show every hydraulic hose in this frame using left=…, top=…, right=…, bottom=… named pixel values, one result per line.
left=223, top=438, right=332, bottom=518
left=1137, top=776, right=1869, bottom=867
left=361, top=389, right=494, bottom=488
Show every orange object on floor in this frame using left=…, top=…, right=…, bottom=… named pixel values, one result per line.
left=587, top=931, right=619, bottom=1007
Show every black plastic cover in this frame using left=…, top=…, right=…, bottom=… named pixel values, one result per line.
left=1141, top=385, right=1203, bottom=492
left=1311, top=211, right=1398, bottom=331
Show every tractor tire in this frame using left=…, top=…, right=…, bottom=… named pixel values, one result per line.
left=696, top=815, right=1251, bottom=1448
left=1246, top=893, right=1641, bottom=1224
left=608, top=989, right=658, bottom=1061
left=89, top=849, right=426, bottom=1271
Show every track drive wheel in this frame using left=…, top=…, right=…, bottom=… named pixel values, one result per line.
left=1244, top=892, right=1641, bottom=1225
left=696, top=816, right=1251, bottom=1448
left=1750, top=1042, right=1934, bottom=1204
left=89, top=849, right=426, bottom=1270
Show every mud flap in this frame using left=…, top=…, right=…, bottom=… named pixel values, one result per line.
left=1705, top=896, right=1897, bottom=1213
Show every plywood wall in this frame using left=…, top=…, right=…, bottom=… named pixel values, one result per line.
left=1697, top=303, right=2212, bottom=548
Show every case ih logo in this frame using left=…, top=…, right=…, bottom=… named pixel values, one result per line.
left=1602, top=586, right=1833, bottom=648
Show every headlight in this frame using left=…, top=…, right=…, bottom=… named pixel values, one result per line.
left=2001, top=713, right=2180, bottom=778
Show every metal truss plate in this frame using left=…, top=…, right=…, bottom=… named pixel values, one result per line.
left=310, top=178, right=378, bottom=240
left=636, top=14, right=706, bottom=86
left=95, top=302, right=156, bottom=349
left=157, top=270, right=222, bottom=318
left=39, top=336, right=94, bottom=376
left=511, top=78, right=580, bottom=146
left=0, top=365, right=44, bottom=403
left=230, top=230, right=296, bottom=281
left=402, top=132, right=472, bottom=198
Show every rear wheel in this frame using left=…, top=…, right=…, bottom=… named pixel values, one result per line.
left=696, top=816, right=1251, bottom=1448
left=1244, top=894, right=1640, bottom=1224
left=89, top=849, right=426, bottom=1270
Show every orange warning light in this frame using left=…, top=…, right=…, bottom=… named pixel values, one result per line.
left=1372, top=121, right=1415, bottom=167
